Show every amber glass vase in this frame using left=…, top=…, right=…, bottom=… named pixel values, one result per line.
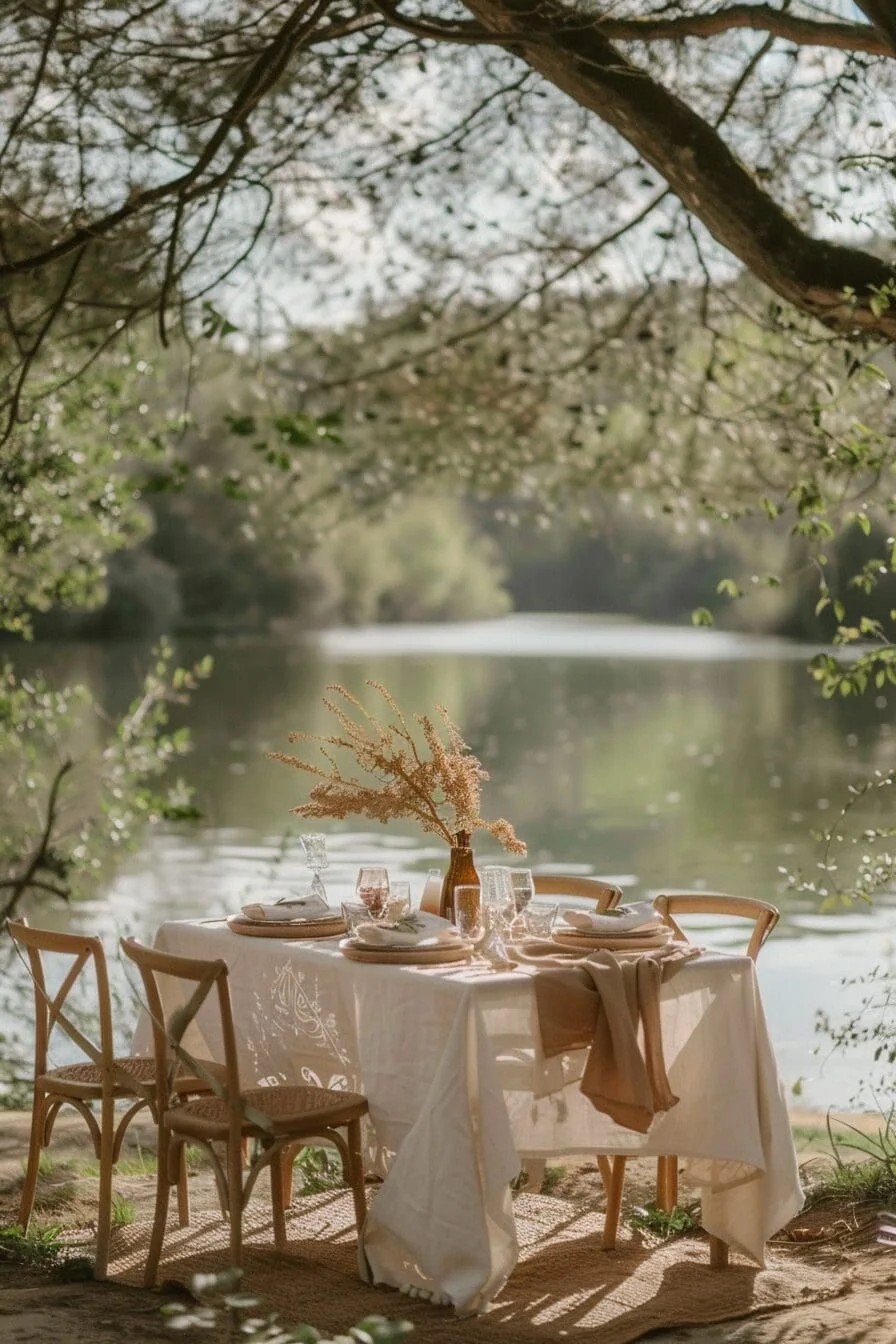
left=439, top=830, right=480, bottom=922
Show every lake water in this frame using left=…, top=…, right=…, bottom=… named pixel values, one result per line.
left=8, top=614, right=896, bottom=1109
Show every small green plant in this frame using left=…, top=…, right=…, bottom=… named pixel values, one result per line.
left=804, top=1159, right=896, bottom=1210
left=0, top=1222, right=64, bottom=1269
left=290, top=1145, right=343, bottom=1195
left=540, top=1166, right=566, bottom=1196
left=163, top=1269, right=413, bottom=1342
left=111, top=1193, right=136, bottom=1228
left=628, top=1203, right=698, bottom=1240
left=31, top=1155, right=78, bottom=1212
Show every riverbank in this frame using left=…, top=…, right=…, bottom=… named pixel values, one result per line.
left=1, top=1106, right=894, bottom=1343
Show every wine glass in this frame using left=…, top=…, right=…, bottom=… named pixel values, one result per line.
left=300, top=833, right=329, bottom=900
left=479, top=867, right=515, bottom=966
left=356, top=865, right=390, bottom=919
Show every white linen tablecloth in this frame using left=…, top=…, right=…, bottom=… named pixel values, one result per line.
left=134, top=920, right=802, bottom=1314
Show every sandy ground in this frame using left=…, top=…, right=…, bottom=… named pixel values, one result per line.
left=1, top=1108, right=895, bottom=1343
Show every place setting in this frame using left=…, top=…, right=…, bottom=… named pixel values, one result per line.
left=550, top=900, right=678, bottom=955
left=339, top=865, right=474, bottom=965
left=226, top=833, right=347, bottom=939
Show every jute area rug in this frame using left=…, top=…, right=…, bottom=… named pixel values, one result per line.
left=108, top=1190, right=849, bottom=1344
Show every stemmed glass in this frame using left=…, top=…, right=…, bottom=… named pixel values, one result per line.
left=479, top=866, right=515, bottom=966
left=356, top=865, right=390, bottom=919
left=300, top=833, right=329, bottom=901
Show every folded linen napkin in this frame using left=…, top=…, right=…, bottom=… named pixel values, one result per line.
left=241, top=893, right=332, bottom=923
left=532, top=944, right=697, bottom=1133
left=352, top=911, right=461, bottom=949
left=561, top=900, right=662, bottom=935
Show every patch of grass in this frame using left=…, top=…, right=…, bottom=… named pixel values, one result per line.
left=628, top=1203, right=698, bottom=1240
left=804, top=1105, right=896, bottom=1209
left=290, top=1145, right=343, bottom=1194
left=77, top=1144, right=156, bottom=1178
left=111, top=1193, right=136, bottom=1228
left=0, top=1222, right=64, bottom=1269
left=791, top=1123, right=828, bottom=1147
left=540, top=1165, right=566, bottom=1195
left=31, top=1155, right=78, bottom=1213
left=77, top=1141, right=203, bottom=1178
left=804, top=1159, right=896, bottom=1210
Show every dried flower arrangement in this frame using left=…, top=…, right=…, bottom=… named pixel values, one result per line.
left=269, top=681, right=526, bottom=853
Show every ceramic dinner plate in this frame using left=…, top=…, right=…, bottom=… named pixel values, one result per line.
left=226, top=912, right=346, bottom=939
left=338, top=937, right=472, bottom=965
left=551, top=929, right=674, bottom=953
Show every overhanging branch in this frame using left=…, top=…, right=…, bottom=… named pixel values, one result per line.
left=596, top=5, right=887, bottom=55
left=461, top=0, right=896, bottom=339
left=855, top=2, right=896, bottom=55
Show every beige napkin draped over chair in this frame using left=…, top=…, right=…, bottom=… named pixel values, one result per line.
left=533, top=948, right=683, bottom=1135
left=532, top=945, right=698, bottom=1254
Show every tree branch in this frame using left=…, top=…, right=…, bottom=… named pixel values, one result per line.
left=0, top=0, right=329, bottom=281
left=462, top=0, right=896, bottom=339
left=596, top=5, right=887, bottom=56
left=855, top=2, right=896, bottom=55
left=0, top=758, right=73, bottom=923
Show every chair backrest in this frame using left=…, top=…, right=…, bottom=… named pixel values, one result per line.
left=120, top=938, right=239, bottom=1125
left=652, top=892, right=779, bottom=961
left=6, top=918, right=114, bottom=1080
left=532, top=874, right=622, bottom=911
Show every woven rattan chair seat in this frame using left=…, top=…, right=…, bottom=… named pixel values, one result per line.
left=38, top=1054, right=158, bottom=1096
left=168, top=1084, right=369, bottom=1138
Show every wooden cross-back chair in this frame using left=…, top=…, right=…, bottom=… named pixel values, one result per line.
left=518, top=876, right=621, bottom=1193
left=120, top=937, right=370, bottom=1285
left=598, top=892, right=780, bottom=1268
left=6, top=918, right=197, bottom=1278
left=533, top=875, right=623, bottom=911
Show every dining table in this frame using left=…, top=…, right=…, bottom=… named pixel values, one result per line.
left=134, top=917, right=803, bottom=1316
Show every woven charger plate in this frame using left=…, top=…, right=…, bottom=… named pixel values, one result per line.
left=338, top=936, right=472, bottom=965
left=226, top=913, right=346, bottom=939
left=551, top=928, right=673, bottom=953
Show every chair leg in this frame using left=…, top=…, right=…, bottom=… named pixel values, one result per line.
left=279, top=1145, right=295, bottom=1210
left=269, top=1148, right=288, bottom=1251
left=668, top=1157, right=679, bottom=1209
left=175, top=1141, right=191, bottom=1228
left=227, top=1139, right=245, bottom=1269
left=596, top=1155, right=613, bottom=1191
left=144, top=1129, right=173, bottom=1288
left=345, top=1119, right=367, bottom=1235
left=601, top=1156, right=626, bottom=1251
left=19, top=1092, right=46, bottom=1232
left=94, top=1093, right=115, bottom=1280
left=656, top=1155, right=678, bottom=1212
left=709, top=1235, right=729, bottom=1269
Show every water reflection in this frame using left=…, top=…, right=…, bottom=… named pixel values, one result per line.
left=9, top=615, right=896, bottom=1107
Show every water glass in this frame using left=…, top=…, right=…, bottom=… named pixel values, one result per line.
left=341, top=901, right=375, bottom=935
left=523, top=903, right=558, bottom=938
left=356, top=865, right=390, bottom=918
left=385, top=881, right=412, bottom=922
left=480, top=866, right=514, bottom=932
left=453, top=884, right=484, bottom=944
left=509, top=868, right=535, bottom=914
